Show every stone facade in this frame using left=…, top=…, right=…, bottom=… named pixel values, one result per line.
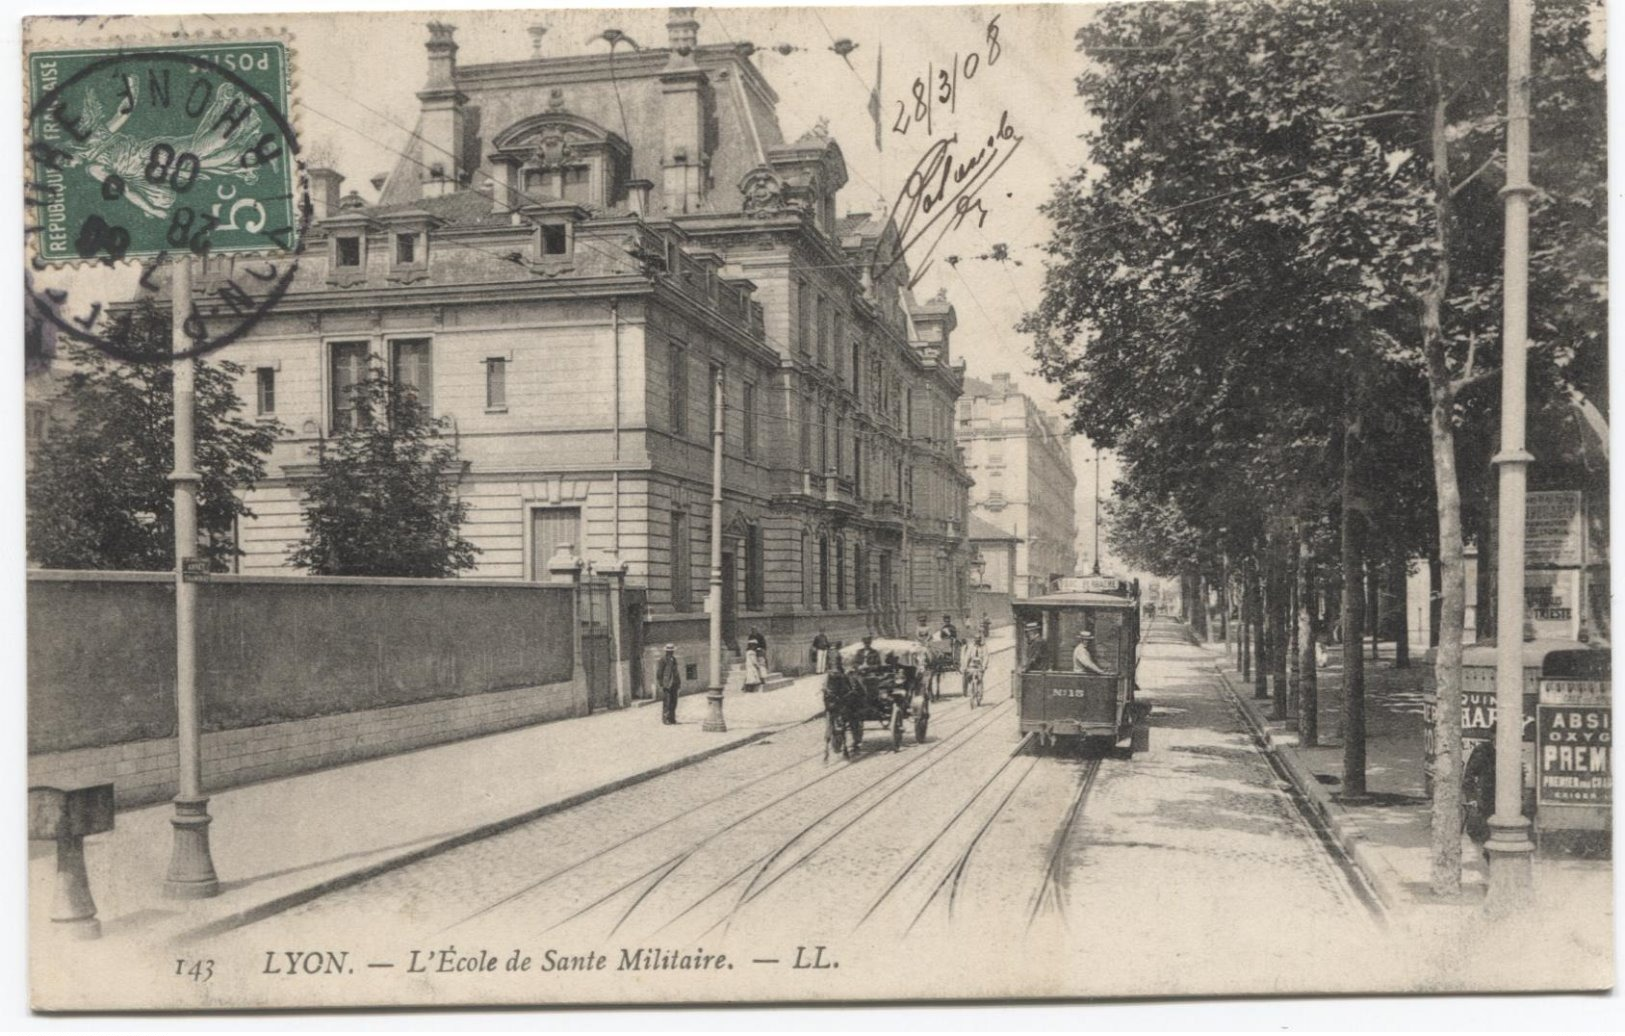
left=177, top=10, right=972, bottom=685
left=957, top=373, right=1077, bottom=598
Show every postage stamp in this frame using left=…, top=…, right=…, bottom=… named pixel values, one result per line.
left=27, top=40, right=301, bottom=265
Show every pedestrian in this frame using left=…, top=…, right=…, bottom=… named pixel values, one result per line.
left=810, top=630, right=830, bottom=674
left=657, top=644, right=681, bottom=724
left=744, top=627, right=768, bottom=692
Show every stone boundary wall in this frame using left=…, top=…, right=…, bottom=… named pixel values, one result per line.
left=28, top=570, right=582, bottom=807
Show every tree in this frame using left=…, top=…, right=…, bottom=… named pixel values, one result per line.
left=1025, top=0, right=1603, bottom=893
left=26, top=300, right=280, bottom=571
left=288, top=366, right=479, bottom=578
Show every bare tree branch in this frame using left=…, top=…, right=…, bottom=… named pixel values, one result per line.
left=1450, top=152, right=1503, bottom=197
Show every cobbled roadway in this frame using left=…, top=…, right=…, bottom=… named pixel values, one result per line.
left=211, top=622, right=1398, bottom=999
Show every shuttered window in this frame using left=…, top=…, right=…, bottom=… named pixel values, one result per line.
left=329, top=341, right=369, bottom=431
left=391, top=338, right=432, bottom=412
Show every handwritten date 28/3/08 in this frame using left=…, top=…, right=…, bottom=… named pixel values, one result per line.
left=892, top=15, right=1002, bottom=138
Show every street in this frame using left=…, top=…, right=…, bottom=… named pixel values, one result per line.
left=203, top=622, right=1393, bottom=1000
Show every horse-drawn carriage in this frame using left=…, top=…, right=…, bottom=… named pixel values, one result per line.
left=822, top=639, right=933, bottom=760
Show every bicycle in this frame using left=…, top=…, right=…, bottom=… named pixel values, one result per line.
left=964, top=660, right=986, bottom=708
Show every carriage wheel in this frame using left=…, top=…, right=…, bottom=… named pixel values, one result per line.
left=891, top=704, right=905, bottom=751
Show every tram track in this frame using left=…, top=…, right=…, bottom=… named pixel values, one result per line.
left=674, top=697, right=1019, bottom=940
left=467, top=664, right=1021, bottom=940
left=1027, top=754, right=1104, bottom=929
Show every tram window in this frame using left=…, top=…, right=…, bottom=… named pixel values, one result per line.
left=1092, top=612, right=1125, bottom=672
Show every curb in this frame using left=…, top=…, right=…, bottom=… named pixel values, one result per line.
left=176, top=711, right=823, bottom=943
left=1208, top=657, right=1404, bottom=918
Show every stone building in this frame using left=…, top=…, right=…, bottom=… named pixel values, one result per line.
left=200, top=10, right=972, bottom=686
left=956, top=373, right=1077, bottom=598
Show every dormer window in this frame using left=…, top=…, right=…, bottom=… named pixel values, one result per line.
left=335, top=236, right=362, bottom=267
left=395, top=234, right=417, bottom=265
left=540, top=223, right=569, bottom=256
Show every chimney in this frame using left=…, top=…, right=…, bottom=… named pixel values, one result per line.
left=417, top=22, right=467, bottom=199
left=308, top=167, right=344, bottom=219
left=661, top=8, right=707, bottom=214
left=991, top=372, right=1012, bottom=399
left=666, top=7, right=700, bottom=63
left=625, top=179, right=654, bottom=216
left=528, top=24, right=548, bottom=58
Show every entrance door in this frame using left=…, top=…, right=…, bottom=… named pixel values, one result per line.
left=721, top=551, right=739, bottom=653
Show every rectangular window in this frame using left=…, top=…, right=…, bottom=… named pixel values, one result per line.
left=819, top=406, right=831, bottom=473
left=670, top=511, right=692, bottom=611
left=523, top=168, right=557, bottom=198
left=669, top=345, right=688, bottom=436
left=391, top=338, right=432, bottom=411
left=742, top=382, right=757, bottom=460
left=562, top=165, right=592, bottom=204
left=817, top=296, right=831, bottom=366
left=255, top=367, right=276, bottom=415
left=541, top=223, right=569, bottom=256
left=335, top=236, right=362, bottom=267
left=485, top=357, right=507, bottom=411
left=799, top=397, right=812, bottom=469
left=835, top=415, right=846, bottom=477
left=394, top=233, right=416, bottom=265
left=329, top=341, right=369, bottom=431
left=836, top=538, right=846, bottom=611
left=798, top=284, right=814, bottom=356
left=855, top=543, right=867, bottom=608
left=530, top=507, right=582, bottom=582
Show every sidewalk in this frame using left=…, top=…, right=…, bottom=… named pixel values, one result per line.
left=29, top=669, right=829, bottom=947
left=1203, top=637, right=1611, bottom=918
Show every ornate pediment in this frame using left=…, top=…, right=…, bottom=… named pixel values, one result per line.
left=489, top=111, right=630, bottom=170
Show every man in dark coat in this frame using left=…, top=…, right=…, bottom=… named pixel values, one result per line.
left=657, top=644, right=682, bottom=724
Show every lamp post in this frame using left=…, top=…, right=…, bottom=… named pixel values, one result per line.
left=1486, top=0, right=1536, bottom=915
left=164, top=256, right=219, bottom=900
left=702, top=367, right=728, bottom=733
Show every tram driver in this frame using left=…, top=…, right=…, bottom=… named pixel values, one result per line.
left=1073, top=629, right=1110, bottom=676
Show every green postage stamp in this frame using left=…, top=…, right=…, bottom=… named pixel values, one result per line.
left=27, top=40, right=299, bottom=264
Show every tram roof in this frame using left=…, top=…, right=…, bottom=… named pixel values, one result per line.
left=1015, top=591, right=1139, bottom=610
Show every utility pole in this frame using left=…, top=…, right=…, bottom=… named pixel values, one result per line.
left=702, top=366, right=728, bottom=733
left=1092, top=446, right=1101, bottom=574
left=1486, top=0, right=1536, bottom=914
left=163, top=256, right=219, bottom=899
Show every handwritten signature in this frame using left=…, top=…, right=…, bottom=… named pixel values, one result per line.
left=887, top=109, right=1023, bottom=290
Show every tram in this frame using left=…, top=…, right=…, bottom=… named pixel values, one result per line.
left=1014, top=576, right=1150, bottom=753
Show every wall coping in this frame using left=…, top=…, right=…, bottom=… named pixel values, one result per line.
left=27, top=569, right=570, bottom=592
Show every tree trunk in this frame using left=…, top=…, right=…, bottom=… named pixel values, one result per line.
left=1341, top=415, right=1368, bottom=801
left=1271, top=546, right=1290, bottom=722
left=1287, top=538, right=1300, bottom=721
left=1420, top=76, right=1465, bottom=896
left=1252, top=560, right=1268, bottom=700
left=1369, top=556, right=1382, bottom=662
left=1298, top=525, right=1319, bottom=747
left=1393, top=549, right=1410, bottom=668
left=1429, top=554, right=1443, bottom=648
left=1241, top=563, right=1253, bottom=679
left=1193, top=572, right=1210, bottom=641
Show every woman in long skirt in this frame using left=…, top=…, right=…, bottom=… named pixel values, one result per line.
left=744, top=627, right=768, bottom=692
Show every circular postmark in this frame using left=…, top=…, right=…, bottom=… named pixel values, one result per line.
left=25, top=42, right=310, bottom=362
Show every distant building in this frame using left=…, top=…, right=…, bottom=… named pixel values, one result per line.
left=956, top=373, right=1077, bottom=597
